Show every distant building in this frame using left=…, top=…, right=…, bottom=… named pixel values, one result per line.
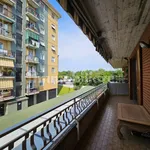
left=0, top=0, right=61, bottom=116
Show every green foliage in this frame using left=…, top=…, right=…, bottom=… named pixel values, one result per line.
left=59, top=69, right=123, bottom=88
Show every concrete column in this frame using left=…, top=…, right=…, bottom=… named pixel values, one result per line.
left=46, top=90, right=49, bottom=100
left=34, top=95, right=37, bottom=105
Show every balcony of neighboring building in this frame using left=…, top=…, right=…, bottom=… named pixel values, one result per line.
left=25, top=82, right=39, bottom=96
left=25, top=67, right=39, bottom=79
left=26, top=38, right=40, bottom=49
left=26, top=7, right=39, bottom=22
left=0, top=49, right=15, bottom=60
left=0, top=70, right=15, bottom=101
left=0, top=27, right=15, bottom=42
left=25, top=55, right=39, bottom=64
left=0, top=4, right=15, bottom=23
left=0, top=89, right=14, bottom=102
left=26, top=21, right=39, bottom=35
left=1, top=0, right=16, bottom=6
left=27, top=0, right=39, bottom=9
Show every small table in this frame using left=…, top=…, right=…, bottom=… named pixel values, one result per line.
left=117, top=103, right=150, bottom=139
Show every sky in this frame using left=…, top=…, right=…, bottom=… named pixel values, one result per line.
left=49, top=0, right=114, bottom=72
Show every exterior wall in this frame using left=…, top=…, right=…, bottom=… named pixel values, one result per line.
left=48, top=8, right=58, bottom=90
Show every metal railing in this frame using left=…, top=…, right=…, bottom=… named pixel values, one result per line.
left=26, top=7, right=39, bottom=18
left=26, top=86, right=39, bottom=95
left=0, top=84, right=107, bottom=150
left=0, top=49, right=15, bottom=58
left=0, top=28, right=15, bottom=39
left=26, top=71, right=38, bottom=77
left=0, top=8, right=15, bottom=20
left=25, top=55, right=39, bottom=63
left=26, top=21, right=39, bottom=33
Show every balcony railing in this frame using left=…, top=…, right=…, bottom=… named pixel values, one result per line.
left=0, top=8, right=15, bottom=22
left=26, top=7, right=39, bottom=21
left=26, top=86, right=39, bottom=95
left=27, top=0, right=39, bottom=8
left=0, top=84, right=107, bottom=150
left=25, top=55, right=39, bottom=64
left=0, top=28, right=15, bottom=41
left=25, top=39, right=40, bottom=49
left=26, top=21, right=39, bottom=34
left=0, top=49, right=15, bottom=60
left=26, top=71, right=38, bottom=78
left=0, top=89, right=14, bottom=102
left=1, top=0, right=16, bottom=6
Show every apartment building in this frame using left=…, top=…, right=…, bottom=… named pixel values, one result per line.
left=0, top=0, right=61, bottom=116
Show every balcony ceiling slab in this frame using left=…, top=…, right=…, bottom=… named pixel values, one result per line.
left=58, top=0, right=150, bottom=68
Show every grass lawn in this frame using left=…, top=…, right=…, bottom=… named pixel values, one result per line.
left=0, top=86, right=94, bottom=132
left=58, top=85, right=74, bottom=95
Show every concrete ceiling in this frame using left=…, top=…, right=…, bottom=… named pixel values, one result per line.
left=76, top=0, right=150, bottom=68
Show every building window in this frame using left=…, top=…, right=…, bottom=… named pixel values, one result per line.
left=16, top=50, right=22, bottom=65
left=52, top=13, right=55, bottom=19
left=51, top=67, right=55, bottom=73
left=40, top=14, right=45, bottom=22
left=51, top=77, right=56, bottom=84
left=51, top=46, right=55, bottom=51
left=51, top=24, right=56, bottom=31
left=39, top=25, right=45, bottom=35
left=17, top=101, right=22, bottom=110
left=16, top=68, right=22, bottom=82
left=51, top=57, right=55, bottom=62
left=52, top=35, right=55, bottom=41
left=0, top=42, right=3, bottom=49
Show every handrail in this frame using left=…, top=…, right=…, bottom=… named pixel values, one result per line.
left=0, top=8, right=15, bottom=20
left=26, top=7, right=39, bottom=18
left=0, top=84, right=106, bottom=137
left=0, top=84, right=107, bottom=150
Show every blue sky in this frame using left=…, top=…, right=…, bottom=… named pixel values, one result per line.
left=49, top=0, right=114, bottom=71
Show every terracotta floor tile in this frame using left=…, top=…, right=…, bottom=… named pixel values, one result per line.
left=75, top=96, right=150, bottom=150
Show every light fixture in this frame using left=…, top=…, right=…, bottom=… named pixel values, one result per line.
left=139, top=41, right=150, bottom=48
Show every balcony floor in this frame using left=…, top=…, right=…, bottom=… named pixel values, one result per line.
left=75, top=96, right=150, bottom=150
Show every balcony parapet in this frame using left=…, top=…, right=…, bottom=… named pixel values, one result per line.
left=26, top=7, right=39, bottom=22
left=0, top=89, right=14, bottom=102
left=25, top=55, right=39, bottom=64
left=0, top=84, right=108, bottom=150
left=0, top=8, right=15, bottom=23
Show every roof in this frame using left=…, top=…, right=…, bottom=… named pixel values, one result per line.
left=42, top=0, right=61, bottom=19
left=57, top=0, right=150, bottom=68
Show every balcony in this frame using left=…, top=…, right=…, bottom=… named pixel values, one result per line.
left=26, top=21, right=39, bottom=35
left=0, top=28, right=15, bottom=41
left=25, top=55, right=39, bottom=64
left=25, top=86, right=39, bottom=96
left=0, top=8, right=15, bottom=23
left=1, top=0, right=16, bottom=6
left=0, top=89, right=14, bottom=102
left=26, top=7, right=39, bottom=22
left=26, top=39, right=40, bottom=49
left=0, top=49, right=15, bottom=60
left=25, top=71, right=38, bottom=78
left=0, top=84, right=149, bottom=149
left=27, top=0, right=39, bottom=8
